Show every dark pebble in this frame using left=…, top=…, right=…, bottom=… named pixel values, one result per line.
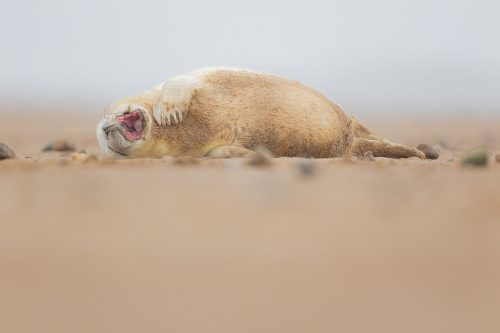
left=417, top=144, right=439, bottom=160
left=461, top=149, right=489, bottom=167
left=297, top=159, right=315, bottom=176
left=0, top=143, right=16, bottom=160
left=42, top=140, right=76, bottom=152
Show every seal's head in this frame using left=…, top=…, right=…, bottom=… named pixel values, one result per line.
left=97, top=103, right=156, bottom=158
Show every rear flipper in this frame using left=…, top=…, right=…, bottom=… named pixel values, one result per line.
left=349, top=137, right=425, bottom=159
left=348, top=117, right=425, bottom=159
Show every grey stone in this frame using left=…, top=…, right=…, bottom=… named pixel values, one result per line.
left=461, top=149, right=490, bottom=167
left=42, top=140, right=76, bottom=152
left=0, top=143, right=16, bottom=160
left=417, top=144, right=439, bottom=160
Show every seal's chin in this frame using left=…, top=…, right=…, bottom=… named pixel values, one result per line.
left=116, top=110, right=143, bottom=141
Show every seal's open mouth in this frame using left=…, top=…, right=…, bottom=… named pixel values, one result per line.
left=116, top=111, right=143, bottom=141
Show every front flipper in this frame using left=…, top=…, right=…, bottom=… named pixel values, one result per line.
left=153, top=74, right=203, bottom=126
left=206, top=146, right=254, bottom=159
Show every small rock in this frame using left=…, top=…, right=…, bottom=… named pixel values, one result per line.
left=71, top=152, right=98, bottom=163
left=361, top=151, right=375, bottom=161
left=461, top=149, right=490, bottom=167
left=417, top=144, right=439, bottom=160
left=0, top=143, right=16, bottom=160
left=495, top=153, right=500, bottom=163
left=297, top=159, right=315, bottom=176
left=42, top=140, right=75, bottom=152
left=247, top=146, right=273, bottom=166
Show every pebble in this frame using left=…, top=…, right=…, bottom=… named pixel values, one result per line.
left=461, top=149, right=489, bottom=167
left=297, top=159, right=315, bottom=176
left=495, top=153, right=500, bottom=163
left=247, top=146, right=273, bottom=166
left=71, top=152, right=98, bottom=163
left=417, top=144, right=439, bottom=160
left=0, top=143, right=16, bottom=160
left=42, top=140, right=76, bottom=152
left=362, top=151, right=375, bottom=161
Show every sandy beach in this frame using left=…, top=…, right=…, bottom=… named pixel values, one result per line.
left=1, top=111, right=500, bottom=333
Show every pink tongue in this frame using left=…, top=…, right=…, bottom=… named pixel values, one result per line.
left=133, top=119, right=142, bottom=133
left=117, top=112, right=143, bottom=140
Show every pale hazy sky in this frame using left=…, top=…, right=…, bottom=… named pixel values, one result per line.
left=1, top=0, right=498, bottom=114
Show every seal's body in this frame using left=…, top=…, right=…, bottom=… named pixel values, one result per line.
left=97, top=68, right=425, bottom=159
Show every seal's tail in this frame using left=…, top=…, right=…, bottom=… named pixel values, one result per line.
left=348, top=117, right=425, bottom=159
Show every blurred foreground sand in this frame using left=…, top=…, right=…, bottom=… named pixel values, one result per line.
left=1, top=112, right=500, bottom=333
